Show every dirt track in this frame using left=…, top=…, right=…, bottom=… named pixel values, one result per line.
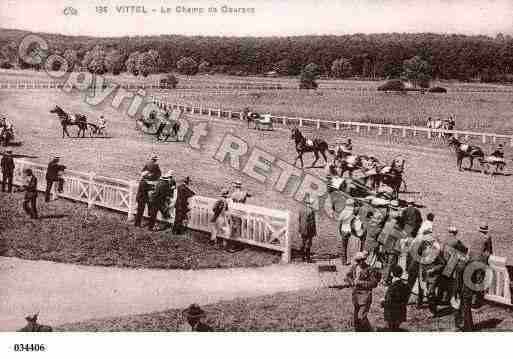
left=1, top=89, right=512, bottom=258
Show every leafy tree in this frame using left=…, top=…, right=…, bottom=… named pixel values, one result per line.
left=331, top=58, right=352, bottom=78
left=125, top=51, right=140, bottom=76
left=299, top=63, right=319, bottom=89
left=176, top=56, right=198, bottom=75
left=137, top=51, right=156, bottom=77
left=198, top=60, right=211, bottom=73
left=105, top=49, right=125, bottom=75
left=402, top=56, right=431, bottom=88
left=273, top=59, right=292, bottom=76
left=160, top=73, right=178, bottom=89
left=82, top=45, right=107, bottom=74
left=62, top=49, right=78, bottom=71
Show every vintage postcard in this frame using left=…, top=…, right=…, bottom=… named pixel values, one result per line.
left=1, top=0, right=513, bottom=356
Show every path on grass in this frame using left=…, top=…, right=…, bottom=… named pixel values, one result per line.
left=0, top=256, right=344, bottom=331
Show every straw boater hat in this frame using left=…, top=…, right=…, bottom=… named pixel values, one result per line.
left=345, top=198, right=355, bottom=206
left=182, top=304, right=206, bottom=319
left=233, top=180, right=242, bottom=188
left=354, top=251, right=368, bottom=262
left=221, top=189, right=229, bottom=197
left=150, top=153, right=158, bottom=160
left=479, top=225, right=489, bottom=234
left=162, top=170, right=174, bottom=179
left=448, top=226, right=458, bottom=234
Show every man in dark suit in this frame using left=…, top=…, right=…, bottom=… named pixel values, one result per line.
left=298, top=197, right=317, bottom=262
left=21, top=168, right=38, bottom=219
left=147, top=170, right=175, bottom=231
left=142, top=154, right=162, bottom=181
left=345, top=251, right=381, bottom=331
left=45, top=156, right=65, bottom=202
left=382, top=265, right=410, bottom=330
left=173, top=176, right=196, bottom=234
left=134, top=172, right=154, bottom=227
left=455, top=225, right=493, bottom=331
left=179, top=304, right=213, bottom=332
left=400, top=201, right=423, bottom=238
left=1, top=149, right=15, bottom=193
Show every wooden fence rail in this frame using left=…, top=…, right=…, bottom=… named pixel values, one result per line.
left=6, top=159, right=291, bottom=262
left=150, top=97, right=513, bottom=147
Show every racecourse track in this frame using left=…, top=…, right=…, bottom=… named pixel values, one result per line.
left=1, top=89, right=512, bottom=258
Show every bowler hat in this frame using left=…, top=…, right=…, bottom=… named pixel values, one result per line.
left=6, top=150, right=12, bottom=154
left=182, top=304, right=206, bottom=319
left=162, top=170, right=174, bottom=178
left=150, top=153, right=158, bottom=160
left=354, top=251, right=368, bottom=261
left=448, top=226, right=458, bottom=234
left=391, top=265, right=403, bottom=278
left=345, top=198, right=355, bottom=206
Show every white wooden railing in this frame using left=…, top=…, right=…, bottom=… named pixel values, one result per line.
left=486, top=255, right=512, bottom=306
left=150, top=97, right=513, bottom=147
left=5, top=159, right=291, bottom=262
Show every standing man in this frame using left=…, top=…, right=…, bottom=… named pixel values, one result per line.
left=345, top=251, right=380, bottom=331
left=20, top=168, right=38, bottom=219
left=45, top=155, right=66, bottom=202
left=229, top=180, right=252, bottom=238
left=210, top=189, right=230, bottom=246
left=142, top=154, right=162, bottom=181
left=382, top=265, right=410, bottom=331
left=179, top=304, right=213, bottom=332
left=134, top=171, right=154, bottom=227
left=379, top=212, right=406, bottom=285
left=173, top=176, right=196, bottom=235
left=1, top=150, right=15, bottom=193
left=338, top=198, right=356, bottom=265
left=147, top=170, right=176, bottom=231
left=298, top=197, right=317, bottom=263
left=400, top=201, right=423, bottom=238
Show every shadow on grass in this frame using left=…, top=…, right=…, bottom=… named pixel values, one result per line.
left=38, top=214, right=70, bottom=220
left=474, top=318, right=503, bottom=331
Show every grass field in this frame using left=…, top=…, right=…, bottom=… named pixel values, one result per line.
left=1, top=83, right=512, bottom=264
left=57, top=286, right=512, bottom=331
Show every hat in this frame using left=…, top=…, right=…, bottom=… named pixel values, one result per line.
left=53, top=155, right=60, bottom=159
left=183, top=176, right=191, bottom=184
left=150, top=153, right=158, bottom=160
left=391, top=265, right=403, bottom=278
left=448, top=226, right=458, bottom=234
left=305, top=197, right=315, bottom=205
left=345, top=198, right=355, bottom=206
left=162, top=170, right=174, bottom=178
left=182, top=304, right=206, bottom=319
left=422, top=228, right=433, bottom=235
left=6, top=150, right=12, bottom=154
left=233, top=180, right=242, bottom=188
left=354, top=251, right=368, bottom=261
left=479, top=225, right=489, bottom=234
left=390, top=200, right=399, bottom=207
left=498, top=144, right=504, bottom=148
left=221, top=189, right=229, bottom=197
left=371, top=198, right=387, bottom=207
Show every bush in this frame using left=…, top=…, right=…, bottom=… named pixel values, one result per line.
left=0, top=60, right=13, bottom=69
left=176, top=56, right=198, bottom=75
left=299, top=79, right=318, bottom=89
left=377, top=79, right=405, bottom=92
left=428, top=86, right=447, bottom=93
left=160, top=74, right=178, bottom=89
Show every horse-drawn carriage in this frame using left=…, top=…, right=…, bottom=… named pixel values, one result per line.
left=136, top=109, right=182, bottom=141
left=50, top=105, right=104, bottom=138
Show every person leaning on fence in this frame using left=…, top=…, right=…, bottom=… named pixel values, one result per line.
left=19, top=168, right=38, bottom=219
left=210, top=189, right=230, bottom=247
left=298, top=197, right=317, bottom=263
left=142, top=154, right=162, bottom=181
left=45, top=155, right=65, bottom=202
left=147, top=170, right=176, bottom=232
left=345, top=251, right=381, bottom=332
left=1, top=149, right=15, bottom=193
left=179, top=304, right=213, bottom=332
left=338, top=198, right=356, bottom=265
left=229, top=180, right=252, bottom=238
left=173, top=176, right=196, bottom=235
left=134, top=171, right=154, bottom=228
left=381, top=265, right=410, bottom=331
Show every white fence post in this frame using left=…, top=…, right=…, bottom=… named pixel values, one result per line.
left=299, top=119, right=303, bottom=127
left=88, top=172, right=96, bottom=209
left=378, top=126, right=383, bottom=136
left=316, top=119, right=321, bottom=130
left=126, top=180, right=137, bottom=222
left=282, top=117, right=287, bottom=126
left=482, top=134, right=487, bottom=144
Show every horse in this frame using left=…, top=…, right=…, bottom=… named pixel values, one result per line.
left=448, top=137, right=484, bottom=171
left=50, top=105, right=97, bottom=138
left=18, top=313, right=53, bottom=332
left=480, top=155, right=507, bottom=175
left=158, top=118, right=181, bottom=141
left=365, top=159, right=406, bottom=199
left=290, top=127, right=329, bottom=168
left=136, top=110, right=158, bottom=134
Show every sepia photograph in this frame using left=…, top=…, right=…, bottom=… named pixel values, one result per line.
left=1, top=0, right=513, bottom=355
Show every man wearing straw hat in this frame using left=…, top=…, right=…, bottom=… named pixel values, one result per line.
left=345, top=251, right=381, bottom=331
left=142, top=154, right=162, bottom=181
left=179, top=304, right=212, bottom=332
left=18, top=168, right=38, bottom=219
left=298, top=196, right=317, bottom=263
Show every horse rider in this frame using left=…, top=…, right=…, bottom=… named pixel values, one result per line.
left=338, top=198, right=357, bottom=265
left=155, top=111, right=170, bottom=140
left=142, top=154, right=162, bottom=181
left=455, top=224, right=493, bottom=331
left=490, top=144, right=505, bottom=159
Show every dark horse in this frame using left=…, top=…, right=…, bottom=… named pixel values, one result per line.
left=290, top=127, right=329, bottom=168
left=448, top=137, right=484, bottom=171
left=50, top=105, right=97, bottom=138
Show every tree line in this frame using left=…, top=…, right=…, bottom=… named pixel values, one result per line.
left=1, top=28, right=512, bottom=83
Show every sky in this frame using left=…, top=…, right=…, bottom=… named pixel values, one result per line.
left=1, top=0, right=512, bottom=37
